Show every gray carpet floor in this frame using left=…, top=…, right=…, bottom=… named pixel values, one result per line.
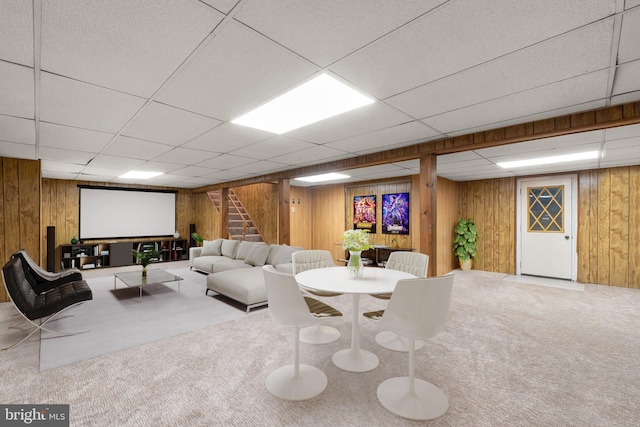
left=1, top=269, right=638, bottom=426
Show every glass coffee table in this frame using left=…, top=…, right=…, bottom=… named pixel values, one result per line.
left=114, top=270, right=182, bottom=303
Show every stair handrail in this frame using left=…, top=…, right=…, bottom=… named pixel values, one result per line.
left=208, top=189, right=264, bottom=242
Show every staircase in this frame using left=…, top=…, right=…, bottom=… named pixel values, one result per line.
left=207, top=190, right=264, bottom=242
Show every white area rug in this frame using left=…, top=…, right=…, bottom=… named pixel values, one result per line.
left=39, top=266, right=250, bottom=370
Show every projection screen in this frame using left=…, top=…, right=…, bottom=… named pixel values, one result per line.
left=79, top=187, right=176, bottom=240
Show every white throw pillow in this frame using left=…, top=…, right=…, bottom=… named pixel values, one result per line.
left=221, top=239, right=240, bottom=258
left=268, top=245, right=303, bottom=266
left=235, top=241, right=266, bottom=260
left=201, top=239, right=223, bottom=256
left=244, top=245, right=271, bottom=266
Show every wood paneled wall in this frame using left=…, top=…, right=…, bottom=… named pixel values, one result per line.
left=436, top=177, right=460, bottom=275
left=578, top=165, right=640, bottom=288
left=290, top=186, right=313, bottom=249
left=233, top=183, right=278, bottom=244
left=311, top=184, right=346, bottom=263
left=0, top=158, right=41, bottom=302
left=41, top=179, right=194, bottom=272
left=458, top=177, right=517, bottom=274
left=345, top=180, right=413, bottom=249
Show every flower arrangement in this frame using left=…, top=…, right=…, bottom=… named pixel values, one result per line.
left=342, top=229, right=374, bottom=252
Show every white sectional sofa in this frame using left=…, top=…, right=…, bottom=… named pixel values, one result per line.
left=190, top=238, right=302, bottom=312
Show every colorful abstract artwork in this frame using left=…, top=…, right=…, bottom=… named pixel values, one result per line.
left=382, top=193, right=409, bottom=234
left=353, top=195, right=376, bottom=233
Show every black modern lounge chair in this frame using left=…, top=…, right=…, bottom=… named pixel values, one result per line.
left=1, top=257, right=92, bottom=351
left=12, top=249, right=83, bottom=293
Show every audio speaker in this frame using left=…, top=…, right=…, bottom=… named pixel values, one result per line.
left=189, top=224, right=196, bottom=247
left=46, top=226, right=56, bottom=272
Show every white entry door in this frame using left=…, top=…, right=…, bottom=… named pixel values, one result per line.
left=518, top=176, right=575, bottom=280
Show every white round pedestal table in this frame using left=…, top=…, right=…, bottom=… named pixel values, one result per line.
left=295, top=266, right=415, bottom=372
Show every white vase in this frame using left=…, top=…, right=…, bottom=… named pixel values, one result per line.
left=347, top=250, right=364, bottom=280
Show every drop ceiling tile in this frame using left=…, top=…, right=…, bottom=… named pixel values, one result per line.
left=476, top=130, right=604, bottom=157
left=268, top=145, right=350, bottom=166
left=156, top=21, right=318, bottom=121
left=618, top=7, right=640, bottom=63
left=40, top=160, right=84, bottom=173
left=196, top=154, right=256, bottom=169
left=39, top=122, right=113, bottom=152
left=170, top=165, right=220, bottom=177
left=88, top=155, right=145, bottom=170
left=0, top=115, right=35, bottom=144
left=0, top=141, right=35, bottom=159
left=0, top=1, right=33, bottom=66
left=199, top=0, right=239, bottom=14
left=103, top=136, right=174, bottom=160
left=611, top=90, right=640, bottom=105
left=39, top=72, right=146, bottom=133
left=604, top=122, right=640, bottom=140
left=612, top=59, right=640, bottom=96
left=77, top=173, right=117, bottom=183
left=41, top=0, right=222, bottom=97
left=0, top=62, right=34, bottom=118
left=331, top=0, right=612, bottom=99
left=235, top=0, right=445, bottom=67
left=488, top=142, right=602, bottom=167
left=230, top=136, right=315, bottom=160
left=141, top=173, right=190, bottom=185
left=232, top=160, right=290, bottom=174
left=79, top=165, right=127, bottom=178
left=286, top=102, right=413, bottom=144
left=627, top=0, right=640, bottom=8
left=42, top=171, right=80, bottom=180
left=122, top=102, right=221, bottom=145
left=387, top=19, right=614, bottom=119
left=423, top=70, right=610, bottom=134
left=203, top=169, right=251, bottom=182
left=182, top=122, right=271, bottom=153
left=131, top=161, right=184, bottom=174
left=438, top=159, right=498, bottom=175
left=324, top=121, right=441, bottom=153
left=152, top=147, right=219, bottom=165
left=38, top=147, right=94, bottom=164
left=346, top=163, right=406, bottom=177
left=438, top=151, right=484, bottom=165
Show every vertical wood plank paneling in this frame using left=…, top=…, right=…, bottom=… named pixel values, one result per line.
left=436, top=177, right=460, bottom=275
left=609, top=167, right=629, bottom=287
left=18, top=159, right=41, bottom=263
left=577, top=171, right=592, bottom=283
left=312, top=184, right=346, bottom=262
left=0, top=159, right=5, bottom=301
left=3, top=158, right=21, bottom=252
left=596, top=169, right=611, bottom=286
left=629, top=165, right=640, bottom=289
left=290, top=186, right=312, bottom=249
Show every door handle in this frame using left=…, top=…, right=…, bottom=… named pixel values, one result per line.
left=564, top=235, right=570, bottom=240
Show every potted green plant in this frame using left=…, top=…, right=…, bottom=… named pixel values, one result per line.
left=453, top=218, right=478, bottom=271
left=191, top=232, right=204, bottom=246
left=132, top=248, right=159, bottom=277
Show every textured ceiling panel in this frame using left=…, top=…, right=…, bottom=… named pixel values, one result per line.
left=156, top=21, right=318, bottom=121
left=423, top=70, right=610, bottom=134
left=121, top=102, right=221, bottom=146
left=39, top=72, right=146, bottom=133
left=103, top=136, right=174, bottom=160
left=612, top=59, right=640, bottom=96
left=285, top=102, right=413, bottom=144
left=39, top=122, right=113, bottom=153
left=229, top=136, right=316, bottom=160
left=618, top=7, right=640, bottom=63
left=0, top=141, right=36, bottom=160
left=0, top=115, right=36, bottom=145
left=40, top=0, right=222, bottom=97
left=331, top=0, right=612, bottom=99
left=235, top=0, right=446, bottom=67
left=0, top=0, right=34, bottom=66
left=0, top=62, right=34, bottom=118
left=151, top=147, right=219, bottom=165
left=182, top=122, right=271, bottom=153
left=387, top=19, right=614, bottom=120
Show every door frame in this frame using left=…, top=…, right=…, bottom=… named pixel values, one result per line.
left=515, top=174, right=578, bottom=281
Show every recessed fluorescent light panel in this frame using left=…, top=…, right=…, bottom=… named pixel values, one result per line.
left=497, top=151, right=599, bottom=169
left=294, top=172, right=350, bottom=183
left=119, top=171, right=164, bottom=179
left=231, top=74, right=374, bottom=134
